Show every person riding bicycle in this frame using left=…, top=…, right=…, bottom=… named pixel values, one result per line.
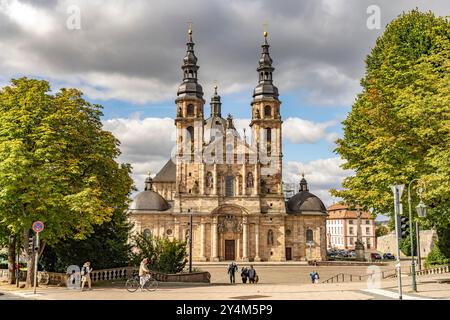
left=139, top=258, right=150, bottom=287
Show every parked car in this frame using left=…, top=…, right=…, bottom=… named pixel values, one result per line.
left=383, top=253, right=395, bottom=260
left=370, top=253, right=382, bottom=260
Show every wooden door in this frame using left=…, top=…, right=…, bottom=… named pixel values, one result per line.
left=225, top=240, right=235, bottom=260
left=285, top=247, right=292, bottom=261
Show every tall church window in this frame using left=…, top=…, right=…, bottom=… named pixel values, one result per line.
left=187, top=126, right=194, bottom=159
left=187, top=104, right=194, bottom=116
left=225, top=175, right=234, bottom=197
left=267, top=229, right=274, bottom=245
left=266, top=128, right=272, bottom=142
left=264, top=105, right=272, bottom=117
left=306, top=229, right=313, bottom=242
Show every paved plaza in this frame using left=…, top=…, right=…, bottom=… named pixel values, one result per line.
left=1, top=263, right=449, bottom=300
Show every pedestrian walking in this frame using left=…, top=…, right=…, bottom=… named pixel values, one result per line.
left=81, top=262, right=93, bottom=291
left=314, top=271, right=320, bottom=284
left=241, top=267, right=248, bottom=283
left=309, top=271, right=316, bottom=284
left=227, top=261, right=238, bottom=284
left=248, top=265, right=257, bottom=284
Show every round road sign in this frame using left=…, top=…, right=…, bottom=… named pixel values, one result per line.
left=32, top=221, right=44, bottom=233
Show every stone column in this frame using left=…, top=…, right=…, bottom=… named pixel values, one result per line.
left=200, top=163, right=205, bottom=194
left=279, top=223, right=286, bottom=261
left=174, top=218, right=180, bottom=241
left=236, top=233, right=241, bottom=260
left=199, top=219, right=206, bottom=261
left=213, top=163, right=217, bottom=195
left=254, top=223, right=261, bottom=261
left=211, top=217, right=219, bottom=261
left=253, top=164, right=258, bottom=195
left=242, top=217, right=249, bottom=261
left=242, top=164, right=246, bottom=195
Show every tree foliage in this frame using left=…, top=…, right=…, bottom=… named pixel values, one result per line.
left=132, top=233, right=187, bottom=274
left=40, top=207, right=134, bottom=272
left=0, top=78, right=133, bottom=283
left=331, top=10, right=450, bottom=257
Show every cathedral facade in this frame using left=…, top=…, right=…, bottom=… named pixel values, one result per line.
left=128, top=29, right=328, bottom=262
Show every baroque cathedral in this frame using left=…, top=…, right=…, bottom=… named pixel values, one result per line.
left=128, top=28, right=328, bottom=262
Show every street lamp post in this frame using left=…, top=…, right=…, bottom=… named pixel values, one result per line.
left=416, top=200, right=427, bottom=271
left=407, top=179, right=418, bottom=292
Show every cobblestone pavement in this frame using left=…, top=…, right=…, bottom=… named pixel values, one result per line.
left=1, top=265, right=448, bottom=300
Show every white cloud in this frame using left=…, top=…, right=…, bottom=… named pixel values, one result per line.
left=0, top=0, right=56, bottom=35
left=283, top=157, right=354, bottom=207
left=103, top=116, right=177, bottom=191
left=283, top=117, right=337, bottom=144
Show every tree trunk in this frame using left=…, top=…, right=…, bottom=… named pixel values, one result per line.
left=7, top=235, right=16, bottom=285
left=23, top=229, right=35, bottom=288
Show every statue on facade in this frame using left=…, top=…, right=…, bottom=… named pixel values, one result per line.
left=177, top=106, right=182, bottom=117
left=255, top=109, right=260, bottom=119
left=206, top=172, right=213, bottom=188
left=192, top=180, right=200, bottom=194
left=246, top=172, right=254, bottom=188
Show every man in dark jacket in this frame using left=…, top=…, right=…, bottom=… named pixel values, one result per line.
left=227, top=261, right=238, bottom=284
left=248, top=265, right=257, bottom=284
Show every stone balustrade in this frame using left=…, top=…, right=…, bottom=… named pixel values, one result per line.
left=1, top=267, right=211, bottom=286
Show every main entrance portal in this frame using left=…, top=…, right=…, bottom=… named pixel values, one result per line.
left=225, top=240, right=235, bottom=260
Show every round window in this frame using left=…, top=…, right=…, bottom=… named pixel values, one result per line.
left=286, top=229, right=292, bottom=236
left=166, top=229, right=173, bottom=236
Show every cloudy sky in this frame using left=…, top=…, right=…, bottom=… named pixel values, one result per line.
left=1, top=0, right=449, bottom=211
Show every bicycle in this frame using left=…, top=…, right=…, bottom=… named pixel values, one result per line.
left=125, top=273, right=158, bottom=292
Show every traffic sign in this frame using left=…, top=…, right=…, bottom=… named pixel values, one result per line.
left=32, top=221, right=44, bottom=233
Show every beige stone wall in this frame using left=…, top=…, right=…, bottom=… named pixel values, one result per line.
left=376, top=230, right=438, bottom=257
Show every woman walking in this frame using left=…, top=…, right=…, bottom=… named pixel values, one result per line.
left=81, top=262, right=93, bottom=291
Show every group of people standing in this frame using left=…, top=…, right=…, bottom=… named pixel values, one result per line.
left=227, top=261, right=258, bottom=284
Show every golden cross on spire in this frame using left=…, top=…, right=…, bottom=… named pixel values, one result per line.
left=263, top=22, right=269, bottom=40
left=213, top=80, right=218, bottom=94
left=147, top=170, right=152, bottom=177
left=187, top=19, right=193, bottom=40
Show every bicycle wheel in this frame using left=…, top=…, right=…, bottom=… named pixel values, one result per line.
left=125, top=279, right=139, bottom=292
left=144, top=279, right=158, bottom=292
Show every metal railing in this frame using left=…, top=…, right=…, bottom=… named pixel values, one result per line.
left=323, top=270, right=397, bottom=283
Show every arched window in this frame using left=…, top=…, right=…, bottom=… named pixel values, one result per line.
left=306, top=229, right=313, bottom=242
left=187, top=104, right=194, bottom=116
left=225, top=175, right=234, bottom=197
left=267, top=229, right=274, bottom=245
left=264, top=105, right=271, bottom=117
left=186, top=126, right=194, bottom=158
left=186, top=126, right=194, bottom=144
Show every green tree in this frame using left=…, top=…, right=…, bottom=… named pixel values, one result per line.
left=375, top=225, right=389, bottom=238
left=0, top=78, right=133, bottom=286
left=132, top=233, right=187, bottom=274
left=40, top=206, right=134, bottom=272
left=331, top=10, right=450, bottom=259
